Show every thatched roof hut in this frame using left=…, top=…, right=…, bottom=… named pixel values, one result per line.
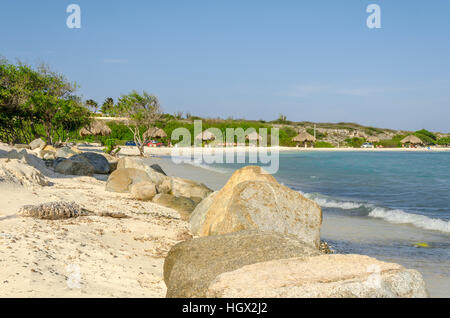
left=367, top=136, right=380, bottom=143
left=246, top=131, right=262, bottom=141
left=292, top=132, right=316, bottom=143
left=79, top=120, right=112, bottom=137
left=143, top=127, right=167, bottom=140
left=401, top=135, right=423, bottom=145
left=195, top=130, right=216, bottom=141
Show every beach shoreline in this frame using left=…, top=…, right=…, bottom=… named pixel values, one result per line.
left=1, top=143, right=448, bottom=297
left=109, top=145, right=450, bottom=157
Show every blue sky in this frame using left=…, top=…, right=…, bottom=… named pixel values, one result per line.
left=1, top=0, right=449, bottom=132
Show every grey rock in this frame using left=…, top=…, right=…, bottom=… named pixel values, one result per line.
left=71, top=152, right=110, bottom=174
left=150, top=164, right=167, bottom=176
left=54, top=158, right=95, bottom=176
left=164, top=230, right=321, bottom=298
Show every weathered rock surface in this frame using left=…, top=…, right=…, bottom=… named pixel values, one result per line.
left=29, top=138, right=46, bottom=150
left=5, top=149, right=52, bottom=176
left=18, top=201, right=90, bottom=220
left=71, top=152, right=110, bottom=174
left=156, top=178, right=172, bottom=194
left=206, top=254, right=428, bottom=298
left=164, top=231, right=321, bottom=298
left=196, top=166, right=322, bottom=248
left=170, top=177, right=213, bottom=200
left=130, top=181, right=157, bottom=201
left=105, top=168, right=152, bottom=193
left=0, top=158, right=49, bottom=186
left=189, top=191, right=218, bottom=235
left=54, top=158, right=95, bottom=176
left=152, top=194, right=197, bottom=220
left=117, top=157, right=168, bottom=185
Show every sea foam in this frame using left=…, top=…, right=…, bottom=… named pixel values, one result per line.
left=301, top=191, right=450, bottom=234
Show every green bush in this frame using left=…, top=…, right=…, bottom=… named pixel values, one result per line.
left=345, top=137, right=365, bottom=148
left=437, top=137, right=450, bottom=146
left=315, top=141, right=334, bottom=148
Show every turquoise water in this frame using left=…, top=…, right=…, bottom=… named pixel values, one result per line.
left=200, top=151, right=450, bottom=295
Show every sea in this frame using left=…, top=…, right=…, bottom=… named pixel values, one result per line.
left=148, top=151, right=450, bottom=297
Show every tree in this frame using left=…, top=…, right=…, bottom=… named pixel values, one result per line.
left=100, top=97, right=114, bottom=116
left=114, top=91, right=162, bottom=156
left=0, top=60, right=45, bottom=143
left=86, top=99, right=99, bottom=114
left=0, top=60, right=91, bottom=145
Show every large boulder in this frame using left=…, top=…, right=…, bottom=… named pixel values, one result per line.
left=29, top=138, right=46, bottom=150
left=152, top=194, right=197, bottom=220
left=170, top=177, right=213, bottom=200
left=189, top=191, right=218, bottom=235
left=71, top=152, right=110, bottom=174
left=164, top=231, right=321, bottom=298
left=130, top=181, right=157, bottom=201
left=54, top=158, right=95, bottom=176
left=206, top=254, right=428, bottom=298
left=117, top=157, right=168, bottom=185
left=195, top=166, right=322, bottom=248
left=105, top=168, right=152, bottom=193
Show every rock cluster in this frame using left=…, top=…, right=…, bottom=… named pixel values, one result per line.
left=106, top=157, right=213, bottom=217
left=162, top=165, right=428, bottom=298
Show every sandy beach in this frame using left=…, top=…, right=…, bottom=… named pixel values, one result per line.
left=0, top=148, right=193, bottom=297
left=1, top=143, right=448, bottom=297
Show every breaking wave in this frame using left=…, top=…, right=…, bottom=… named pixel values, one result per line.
left=301, top=191, right=450, bottom=234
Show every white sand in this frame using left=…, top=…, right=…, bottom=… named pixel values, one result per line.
left=0, top=150, right=191, bottom=297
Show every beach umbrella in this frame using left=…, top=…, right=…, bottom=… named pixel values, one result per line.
left=79, top=120, right=112, bottom=137
left=143, top=127, right=167, bottom=140
left=292, top=131, right=316, bottom=143
left=246, top=131, right=262, bottom=141
left=401, top=135, right=423, bottom=145
left=366, top=136, right=380, bottom=143
left=195, top=130, right=216, bottom=141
